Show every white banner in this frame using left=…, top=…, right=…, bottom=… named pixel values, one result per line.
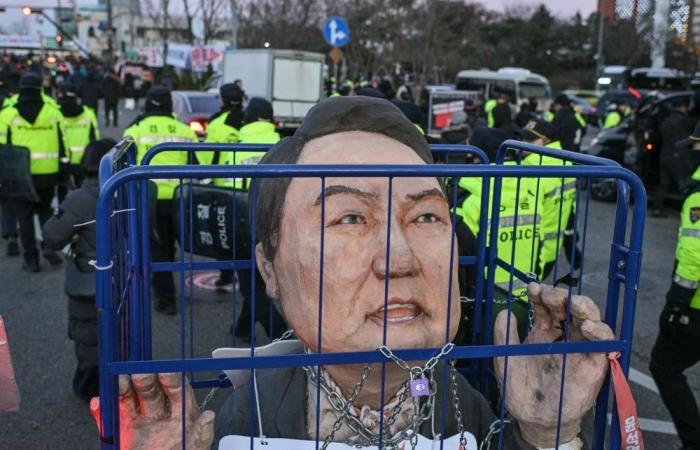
left=137, top=46, right=164, bottom=68
left=0, top=35, right=41, bottom=48
left=165, top=42, right=191, bottom=69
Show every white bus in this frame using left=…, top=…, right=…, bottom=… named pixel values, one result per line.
left=454, top=67, right=552, bottom=111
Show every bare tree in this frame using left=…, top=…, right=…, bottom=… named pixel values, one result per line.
left=144, top=0, right=173, bottom=63
left=200, top=0, right=229, bottom=43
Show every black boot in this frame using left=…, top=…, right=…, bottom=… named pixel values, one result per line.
left=155, top=297, right=176, bottom=315
left=72, top=365, right=100, bottom=402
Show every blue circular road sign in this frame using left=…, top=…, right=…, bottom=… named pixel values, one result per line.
left=323, top=16, right=350, bottom=47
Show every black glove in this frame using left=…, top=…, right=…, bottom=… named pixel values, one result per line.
left=661, top=281, right=697, bottom=334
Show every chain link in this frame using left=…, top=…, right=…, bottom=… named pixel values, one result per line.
left=271, top=328, right=295, bottom=343
left=449, top=361, right=467, bottom=448
left=199, top=386, right=218, bottom=412
left=377, top=342, right=455, bottom=376
left=320, top=365, right=372, bottom=450
left=479, top=418, right=511, bottom=450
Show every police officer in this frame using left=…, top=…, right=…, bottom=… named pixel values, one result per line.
left=649, top=153, right=700, bottom=450
left=551, top=94, right=583, bottom=151
left=205, top=83, right=244, bottom=146
left=57, top=82, right=99, bottom=192
left=42, top=138, right=115, bottom=401
left=603, top=101, right=630, bottom=128
left=520, top=120, right=581, bottom=282
left=214, top=96, right=284, bottom=341
left=201, top=83, right=244, bottom=170
left=0, top=72, right=66, bottom=272
left=651, top=99, right=693, bottom=218
left=455, top=127, right=542, bottom=340
left=123, top=85, right=198, bottom=315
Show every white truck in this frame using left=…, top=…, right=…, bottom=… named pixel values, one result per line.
left=212, top=49, right=325, bottom=130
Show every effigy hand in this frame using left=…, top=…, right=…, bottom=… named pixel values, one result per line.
left=494, top=283, right=614, bottom=448
left=90, top=373, right=215, bottom=450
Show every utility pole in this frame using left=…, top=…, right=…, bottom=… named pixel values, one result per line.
left=106, top=0, right=114, bottom=64
left=596, top=8, right=605, bottom=76
left=651, top=0, right=670, bottom=68
left=229, top=0, right=237, bottom=49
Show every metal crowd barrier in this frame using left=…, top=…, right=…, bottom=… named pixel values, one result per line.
left=94, top=138, right=645, bottom=450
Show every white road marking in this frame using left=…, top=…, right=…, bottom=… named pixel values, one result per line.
left=608, top=414, right=677, bottom=435
left=629, top=367, right=659, bottom=394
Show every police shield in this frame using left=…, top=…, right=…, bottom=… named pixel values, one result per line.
left=0, top=144, right=38, bottom=202
left=173, top=184, right=251, bottom=260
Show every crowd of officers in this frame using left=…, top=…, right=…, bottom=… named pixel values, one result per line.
left=1, top=69, right=699, bottom=448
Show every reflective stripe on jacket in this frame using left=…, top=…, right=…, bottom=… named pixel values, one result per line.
left=675, top=190, right=700, bottom=309
left=64, top=107, right=99, bottom=165
left=124, top=115, right=198, bottom=200
left=456, top=162, right=542, bottom=298
left=0, top=103, right=65, bottom=175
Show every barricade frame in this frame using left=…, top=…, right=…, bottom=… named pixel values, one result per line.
left=96, top=142, right=646, bottom=450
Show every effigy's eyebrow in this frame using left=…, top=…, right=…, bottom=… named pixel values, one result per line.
left=405, top=188, right=447, bottom=203
left=313, top=184, right=378, bottom=205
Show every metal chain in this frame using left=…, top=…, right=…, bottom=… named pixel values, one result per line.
left=199, top=386, right=218, bottom=412
left=271, top=328, right=295, bottom=343
left=320, top=365, right=372, bottom=450
left=304, top=365, right=437, bottom=448
left=378, top=342, right=455, bottom=375
left=479, top=418, right=511, bottom=450
left=449, top=361, right=467, bottom=448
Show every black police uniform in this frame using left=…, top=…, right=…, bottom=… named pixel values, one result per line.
left=653, top=109, right=694, bottom=215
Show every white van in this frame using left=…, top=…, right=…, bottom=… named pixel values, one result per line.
left=454, top=67, right=552, bottom=111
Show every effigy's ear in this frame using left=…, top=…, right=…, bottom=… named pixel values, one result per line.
left=255, top=242, right=279, bottom=300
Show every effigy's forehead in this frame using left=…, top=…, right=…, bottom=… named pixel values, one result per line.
left=297, top=131, right=428, bottom=165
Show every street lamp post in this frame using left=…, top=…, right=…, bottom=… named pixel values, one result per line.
left=22, top=6, right=91, bottom=57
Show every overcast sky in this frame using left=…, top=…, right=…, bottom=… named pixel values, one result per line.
left=489, top=0, right=597, bottom=18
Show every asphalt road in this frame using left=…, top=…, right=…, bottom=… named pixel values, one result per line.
left=0, top=106, right=696, bottom=449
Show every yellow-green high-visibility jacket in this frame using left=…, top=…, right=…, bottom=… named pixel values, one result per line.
left=200, top=111, right=240, bottom=167
left=522, top=141, right=577, bottom=278
left=456, top=162, right=542, bottom=298
left=603, top=111, right=623, bottom=128
left=675, top=167, right=700, bottom=309
left=544, top=111, right=554, bottom=122
left=213, top=120, right=280, bottom=190
left=574, top=111, right=586, bottom=128
left=63, top=106, right=99, bottom=165
left=0, top=102, right=65, bottom=175
left=124, top=114, right=198, bottom=200
left=484, top=99, right=497, bottom=128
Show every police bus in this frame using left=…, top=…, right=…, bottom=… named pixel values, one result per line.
left=454, top=67, right=552, bottom=112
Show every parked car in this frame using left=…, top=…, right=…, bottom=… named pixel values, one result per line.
left=171, top=91, right=221, bottom=138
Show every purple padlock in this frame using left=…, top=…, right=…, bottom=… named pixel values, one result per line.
left=409, top=374, right=430, bottom=397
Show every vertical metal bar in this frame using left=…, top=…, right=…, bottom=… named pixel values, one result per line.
left=314, top=177, right=326, bottom=449
left=140, top=180, right=153, bottom=359
left=593, top=180, right=631, bottom=450
left=377, top=177, right=394, bottom=448
left=496, top=169, right=522, bottom=450
left=248, top=178, right=258, bottom=450
left=178, top=178, right=187, bottom=450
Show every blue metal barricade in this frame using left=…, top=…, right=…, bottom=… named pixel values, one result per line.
left=95, top=139, right=645, bottom=450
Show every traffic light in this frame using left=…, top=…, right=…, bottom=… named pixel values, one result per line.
left=56, top=34, right=63, bottom=47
